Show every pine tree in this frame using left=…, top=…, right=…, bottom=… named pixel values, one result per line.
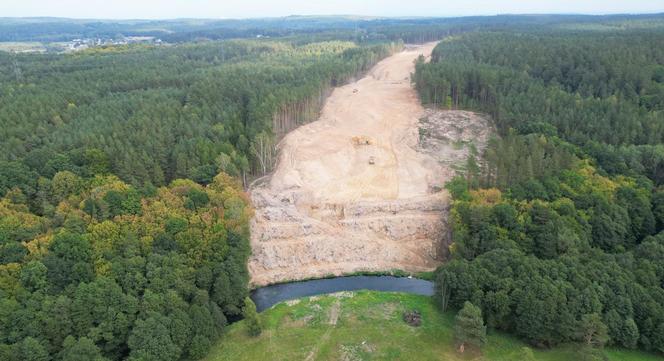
left=577, top=313, right=609, bottom=348
left=465, top=143, right=480, bottom=189
left=454, top=301, right=487, bottom=351
left=243, top=297, right=262, bottom=337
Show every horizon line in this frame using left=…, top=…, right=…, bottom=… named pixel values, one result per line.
left=1, top=11, right=663, bottom=22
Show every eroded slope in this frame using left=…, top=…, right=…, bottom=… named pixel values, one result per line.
left=249, top=43, right=490, bottom=286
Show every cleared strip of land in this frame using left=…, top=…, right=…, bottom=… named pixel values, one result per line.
left=249, top=43, right=491, bottom=286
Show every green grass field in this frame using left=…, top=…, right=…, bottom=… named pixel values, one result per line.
left=204, top=291, right=663, bottom=361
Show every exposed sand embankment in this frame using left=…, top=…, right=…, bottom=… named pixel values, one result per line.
left=248, top=43, right=491, bottom=286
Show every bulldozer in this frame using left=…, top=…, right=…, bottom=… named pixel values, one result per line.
left=351, top=136, right=372, bottom=146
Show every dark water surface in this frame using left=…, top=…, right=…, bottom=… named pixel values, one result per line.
left=251, top=276, right=434, bottom=312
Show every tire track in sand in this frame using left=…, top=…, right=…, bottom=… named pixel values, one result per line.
left=304, top=300, right=341, bottom=361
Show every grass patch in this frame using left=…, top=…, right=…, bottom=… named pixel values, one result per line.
left=204, top=291, right=664, bottom=361
left=452, top=139, right=469, bottom=150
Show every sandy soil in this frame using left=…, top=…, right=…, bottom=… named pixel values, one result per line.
left=248, top=43, right=491, bottom=286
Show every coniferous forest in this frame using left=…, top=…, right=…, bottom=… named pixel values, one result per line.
left=1, top=12, right=664, bottom=361
left=414, top=23, right=664, bottom=353
left=0, top=34, right=401, bottom=360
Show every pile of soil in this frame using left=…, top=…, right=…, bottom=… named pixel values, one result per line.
left=403, top=310, right=422, bottom=327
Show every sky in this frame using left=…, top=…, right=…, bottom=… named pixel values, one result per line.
left=1, top=0, right=662, bottom=20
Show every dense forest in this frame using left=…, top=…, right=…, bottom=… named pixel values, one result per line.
left=0, top=37, right=400, bottom=360
left=3, top=12, right=664, bottom=360
left=415, top=26, right=664, bottom=354
left=0, top=174, right=252, bottom=360
left=0, top=40, right=400, bottom=200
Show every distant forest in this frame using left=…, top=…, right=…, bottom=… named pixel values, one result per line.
left=1, top=13, right=663, bottom=43
left=414, top=20, right=664, bottom=355
left=1, top=13, right=664, bottom=361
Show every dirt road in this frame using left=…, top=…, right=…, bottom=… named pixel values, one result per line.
left=248, top=43, right=490, bottom=286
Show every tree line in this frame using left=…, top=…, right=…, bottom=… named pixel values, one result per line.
left=0, top=39, right=401, bottom=211
left=0, top=37, right=401, bottom=361
left=413, top=30, right=664, bottom=185
left=0, top=171, right=252, bottom=360
left=415, top=26, right=664, bottom=355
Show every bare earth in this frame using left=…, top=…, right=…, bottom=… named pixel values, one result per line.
left=248, top=43, right=491, bottom=286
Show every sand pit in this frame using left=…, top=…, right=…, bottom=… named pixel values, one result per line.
left=248, top=43, right=491, bottom=286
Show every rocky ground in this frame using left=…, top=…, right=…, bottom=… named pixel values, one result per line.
left=417, top=109, right=493, bottom=189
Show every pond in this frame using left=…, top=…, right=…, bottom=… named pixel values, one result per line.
left=251, top=275, right=435, bottom=312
